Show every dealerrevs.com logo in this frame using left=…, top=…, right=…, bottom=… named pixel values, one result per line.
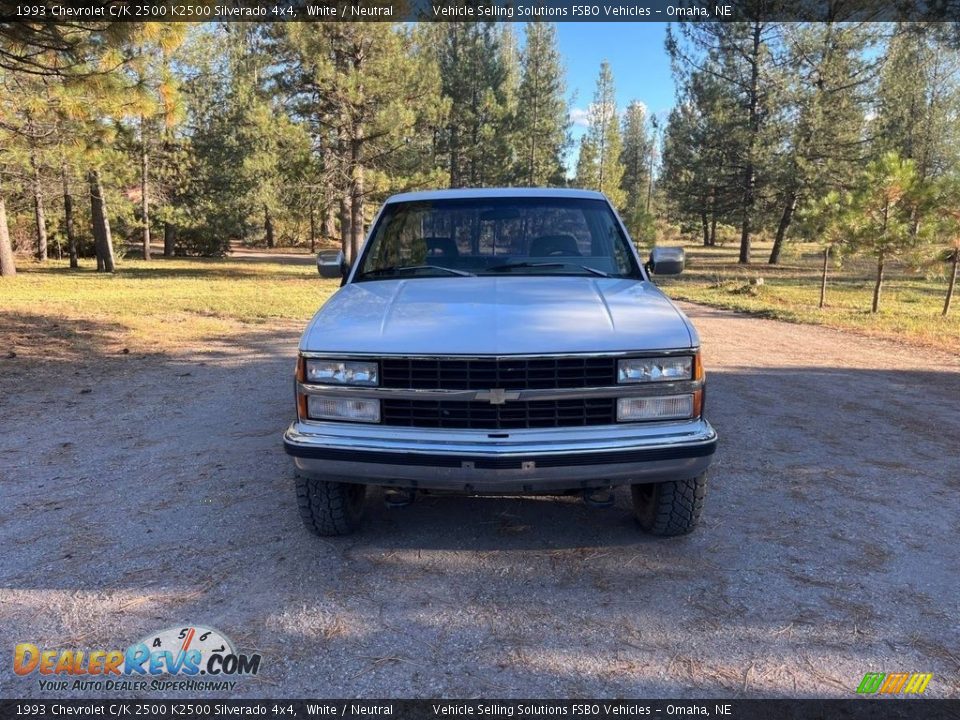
left=14, top=625, right=262, bottom=692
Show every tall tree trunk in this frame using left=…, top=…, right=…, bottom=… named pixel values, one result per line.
left=31, top=152, right=48, bottom=262
left=163, top=222, right=176, bottom=257
left=88, top=169, right=115, bottom=273
left=597, top=117, right=606, bottom=194
left=526, top=86, right=537, bottom=186
left=0, top=194, right=15, bottom=278
left=349, top=130, right=364, bottom=264
left=322, top=205, right=336, bottom=240
left=61, top=161, right=78, bottom=269
left=264, top=205, right=274, bottom=248
left=704, top=186, right=717, bottom=245
left=871, top=249, right=884, bottom=314
left=309, top=206, right=316, bottom=254
left=769, top=191, right=798, bottom=265
left=449, top=125, right=460, bottom=188
left=944, top=249, right=959, bottom=317
left=872, top=201, right=891, bottom=314
left=738, top=179, right=755, bottom=263
left=140, top=117, right=151, bottom=260
left=339, top=197, right=352, bottom=264
left=320, top=143, right=337, bottom=243
left=738, top=21, right=763, bottom=266
left=645, top=143, right=655, bottom=214
left=819, top=246, right=829, bottom=309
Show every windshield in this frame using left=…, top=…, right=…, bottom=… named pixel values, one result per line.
left=355, top=197, right=641, bottom=280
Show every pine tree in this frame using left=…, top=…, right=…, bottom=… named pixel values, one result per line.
left=660, top=67, right=744, bottom=247
left=117, top=24, right=187, bottom=260
left=875, top=25, right=960, bottom=186
left=575, top=61, right=625, bottom=207
left=0, top=189, right=14, bottom=277
left=928, top=175, right=960, bottom=316
left=277, top=23, right=443, bottom=261
left=1, top=39, right=118, bottom=267
left=430, top=23, right=516, bottom=187
left=619, top=101, right=654, bottom=240
left=574, top=135, right=598, bottom=190
left=768, top=22, right=878, bottom=264
left=0, top=23, right=133, bottom=77
left=0, top=70, right=56, bottom=262
left=0, top=97, right=14, bottom=276
left=668, top=21, right=787, bottom=263
left=660, top=101, right=704, bottom=243
left=176, top=25, right=283, bottom=254
left=514, top=23, right=569, bottom=186
left=796, top=190, right=854, bottom=308
left=88, top=168, right=115, bottom=272
left=849, top=153, right=921, bottom=313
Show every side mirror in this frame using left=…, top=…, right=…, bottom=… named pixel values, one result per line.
left=648, top=246, right=685, bottom=276
left=317, top=249, right=345, bottom=279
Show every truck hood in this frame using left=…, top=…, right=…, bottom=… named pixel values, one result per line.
left=300, top=276, right=696, bottom=355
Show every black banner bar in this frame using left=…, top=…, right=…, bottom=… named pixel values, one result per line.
left=2, top=0, right=960, bottom=23
left=3, top=700, right=960, bottom=720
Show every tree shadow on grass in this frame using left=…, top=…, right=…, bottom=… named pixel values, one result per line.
left=0, top=311, right=132, bottom=365
left=0, top=311, right=302, bottom=398
left=16, top=258, right=328, bottom=283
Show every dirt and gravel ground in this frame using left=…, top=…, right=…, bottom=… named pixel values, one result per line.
left=1, top=303, right=958, bottom=699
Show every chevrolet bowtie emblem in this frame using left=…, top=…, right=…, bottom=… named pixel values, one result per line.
left=475, top=389, right=521, bottom=405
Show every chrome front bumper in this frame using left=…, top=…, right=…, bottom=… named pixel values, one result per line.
left=283, top=418, right=717, bottom=492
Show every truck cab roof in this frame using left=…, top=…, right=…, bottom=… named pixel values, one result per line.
left=384, top=187, right=609, bottom=204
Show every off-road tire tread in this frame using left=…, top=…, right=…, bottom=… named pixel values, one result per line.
left=295, top=474, right=365, bottom=536
left=632, top=473, right=707, bottom=537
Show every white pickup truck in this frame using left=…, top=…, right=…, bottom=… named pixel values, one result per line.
left=284, top=189, right=717, bottom=536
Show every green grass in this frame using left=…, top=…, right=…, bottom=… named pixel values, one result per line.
left=2, top=244, right=958, bottom=359
left=656, top=240, right=960, bottom=354
left=1, top=256, right=341, bottom=356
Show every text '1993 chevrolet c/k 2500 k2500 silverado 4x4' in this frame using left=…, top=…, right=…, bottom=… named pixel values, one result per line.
left=283, top=188, right=717, bottom=537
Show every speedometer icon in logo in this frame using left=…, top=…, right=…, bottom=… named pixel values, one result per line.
left=127, top=624, right=261, bottom=676
left=139, top=625, right=235, bottom=661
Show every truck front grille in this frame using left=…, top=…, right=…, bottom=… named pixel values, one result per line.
left=380, top=357, right=618, bottom=390
left=380, top=398, right=617, bottom=430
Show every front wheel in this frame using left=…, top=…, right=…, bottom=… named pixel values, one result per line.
left=631, top=473, right=707, bottom=537
left=295, top=474, right=367, bottom=536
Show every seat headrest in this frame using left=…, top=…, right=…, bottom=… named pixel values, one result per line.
left=529, top=234, right=582, bottom=257
left=424, top=237, right=459, bottom=257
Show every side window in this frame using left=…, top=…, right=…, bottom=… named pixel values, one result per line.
left=598, top=211, right=635, bottom=275
left=612, top=232, right=632, bottom=273
left=371, top=212, right=428, bottom=266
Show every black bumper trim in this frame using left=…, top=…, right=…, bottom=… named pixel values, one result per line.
left=283, top=438, right=717, bottom=470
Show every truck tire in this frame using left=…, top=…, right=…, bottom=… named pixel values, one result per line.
left=631, top=473, right=707, bottom=537
left=295, top=474, right=366, bottom=536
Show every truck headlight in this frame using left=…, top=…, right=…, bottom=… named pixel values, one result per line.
left=617, top=394, right=694, bottom=421
left=307, top=395, right=380, bottom=423
left=305, top=359, right=378, bottom=386
left=618, top=356, right=692, bottom=383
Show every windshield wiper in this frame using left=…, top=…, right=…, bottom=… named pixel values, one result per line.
left=483, top=261, right=610, bottom=278
left=361, top=265, right=476, bottom=278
